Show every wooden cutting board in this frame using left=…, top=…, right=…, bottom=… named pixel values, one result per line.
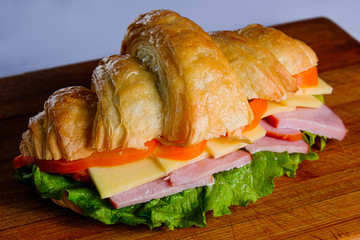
left=1, top=17, right=359, bottom=240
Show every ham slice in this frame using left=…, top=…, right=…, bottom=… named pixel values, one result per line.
left=110, top=175, right=214, bottom=209
left=259, top=119, right=303, bottom=141
left=245, top=136, right=309, bottom=154
left=168, top=150, right=251, bottom=187
left=266, top=104, right=346, bottom=141
left=110, top=150, right=251, bottom=209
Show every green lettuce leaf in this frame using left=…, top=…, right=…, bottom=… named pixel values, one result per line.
left=14, top=148, right=318, bottom=229
left=302, top=131, right=327, bottom=151
left=203, top=150, right=317, bottom=216
left=313, top=95, right=325, bottom=103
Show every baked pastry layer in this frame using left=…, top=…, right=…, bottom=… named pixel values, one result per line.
left=211, top=30, right=297, bottom=101
left=122, top=9, right=252, bottom=146
left=20, top=86, right=97, bottom=160
left=91, top=55, right=163, bottom=150
left=238, top=24, right=318, bottom=75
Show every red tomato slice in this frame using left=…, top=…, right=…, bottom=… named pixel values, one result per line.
left=154, top=140, right=207, bottom=160
left=265, top=115, right=280, bottom=128
left=293, top=66, right=318, bottom=87
left=242, top=99, right=268, bottom=133
left=13, top=155, right=35, bottom=169
left=260, top=118, right=302, bottom=141
left=265, top=130, right=303, bottom=141
left=67, top=170, right=92, bottom=182
left=13, top=139, right=158, bottom=174
left=265, top=115, right=303, bottom=141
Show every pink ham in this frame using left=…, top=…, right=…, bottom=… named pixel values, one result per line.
left=245, top=136, right=309, bottom=154
left=168, top=150, right=251, bottom=187
left=259, top=119, right=303, bottom=141
left=266, top=104, right=346, bottom=141
left=110, top=175, right=214, bottom=209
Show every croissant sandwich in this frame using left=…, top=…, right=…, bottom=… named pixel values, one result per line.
left=13, top=10, right=346, bottom=229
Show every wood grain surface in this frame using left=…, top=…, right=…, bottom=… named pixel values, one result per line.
left=1, top=17, right=359, bottom=240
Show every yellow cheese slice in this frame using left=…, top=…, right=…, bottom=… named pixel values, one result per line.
left=154, top=150, right=211, bottom=174
left=295, top=78, right=333, bottom=96
left=206, top=137, right=248, bottom=159
left=280, top=94, right=323, bottom=108
left=242, top=124, right=267, bottom=143
left=89, top=157, right=166, bottom=199
left=263, top=101, right=296, bottom=118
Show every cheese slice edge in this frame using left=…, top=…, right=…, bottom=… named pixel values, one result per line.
left=280, top=94, right=323, bottom=108
left=296, top=77, right=333, bottom=96
left=89, top=157, right=166, bottom=199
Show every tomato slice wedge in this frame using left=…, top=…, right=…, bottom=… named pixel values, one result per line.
left=266, top=130, right=303, bottom=141
left=265, top=115, right=280, bottom=128
left=242, top=98, right=268, bottom=133
left=13, top=155, right=35, bottom=169
left=154, top=140, right=207, bottom=160
left=293, top=66, right=318, bottom=88
left=13, top=139, right=158, bottom=174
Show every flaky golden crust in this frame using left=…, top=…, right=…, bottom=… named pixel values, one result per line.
left=238, top=24, right=318, bottom=75
left=211, top=31, right=297, bottom=101
left=121, top=9, right=252, bottom=146
left=20, top=86, right=97, bottom=160
left=20, top=11, right=317, bottom=159
left=91, top=55, right=163, bottom=150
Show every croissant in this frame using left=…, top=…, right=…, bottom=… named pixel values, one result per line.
left=237, top=24, right=318, bottom=75
left=210, top=30, right=297, bottom=101
left=121, top=9, right=252, bottom=146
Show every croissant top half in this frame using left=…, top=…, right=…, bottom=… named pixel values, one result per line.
left=19, top=10, right=319, bottom=161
